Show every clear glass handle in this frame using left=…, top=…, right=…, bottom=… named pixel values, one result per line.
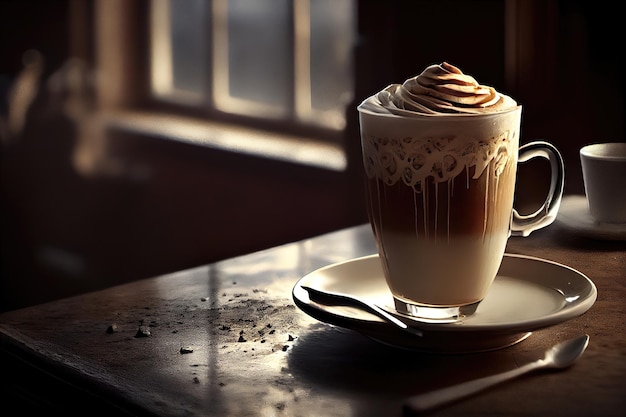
left=511, top=141, right=565, bottom=237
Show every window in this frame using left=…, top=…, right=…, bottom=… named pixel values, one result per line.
left=150, top=0, right=356, bottom=133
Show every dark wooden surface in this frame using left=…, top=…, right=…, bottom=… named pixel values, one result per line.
left=1, top=218, right=624, bottom=416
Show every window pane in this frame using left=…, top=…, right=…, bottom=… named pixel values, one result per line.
left=310, top=0, right=355, bottom=115
left=226, top=0, right=291, bottom=109
left=170, top=0, right=208, bottom=95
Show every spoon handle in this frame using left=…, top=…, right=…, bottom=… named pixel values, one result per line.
left=301, top=286, right=422, bottom=336
left=404, top=360, right=542, bottom=415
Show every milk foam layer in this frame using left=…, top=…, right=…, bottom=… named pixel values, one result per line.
left=362, top=129, right=514, bottom=187
left=360, top=108, right=520, bottom=192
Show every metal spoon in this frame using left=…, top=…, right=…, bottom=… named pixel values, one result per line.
left=301, top=286, right=423, bottom=336
left=403, top=334, right=590, bottom=415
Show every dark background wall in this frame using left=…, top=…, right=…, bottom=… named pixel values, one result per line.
left=0, top=0, right=366, bottom=311
left=1, top=0, right=623, bottom=312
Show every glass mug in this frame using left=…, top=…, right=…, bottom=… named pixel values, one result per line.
left=357, top=105, right=564, bottom=322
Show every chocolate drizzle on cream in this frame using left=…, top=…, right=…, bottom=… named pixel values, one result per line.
left=362, top=133, right=513, bottom=186
left=360, top=62, right=517, bottom=115
left=363, top=132, right=516, bottom=241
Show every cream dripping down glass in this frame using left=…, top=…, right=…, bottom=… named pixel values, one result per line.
left=357, top=62, right=564, bottom=322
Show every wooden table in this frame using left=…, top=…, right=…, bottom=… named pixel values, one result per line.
left=1, top=218, right=625, bottom=416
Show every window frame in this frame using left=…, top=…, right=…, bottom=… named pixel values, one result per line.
left=147, top=0, right=355, bottom=143
left=79, top=0, right=354, bottom=172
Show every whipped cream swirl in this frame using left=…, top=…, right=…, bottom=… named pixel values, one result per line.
left=360, top=62, right=517, bottom=116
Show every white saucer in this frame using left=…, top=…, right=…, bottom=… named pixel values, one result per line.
left=556, top=195, right=626, bottom=241
left=292, top=254, right=597, bottom=353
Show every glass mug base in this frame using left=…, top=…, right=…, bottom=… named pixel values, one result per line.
left=393, top=297, right=480, bottom=323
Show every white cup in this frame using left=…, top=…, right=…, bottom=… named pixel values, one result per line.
left=580, top=142, right=626, bottom=224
